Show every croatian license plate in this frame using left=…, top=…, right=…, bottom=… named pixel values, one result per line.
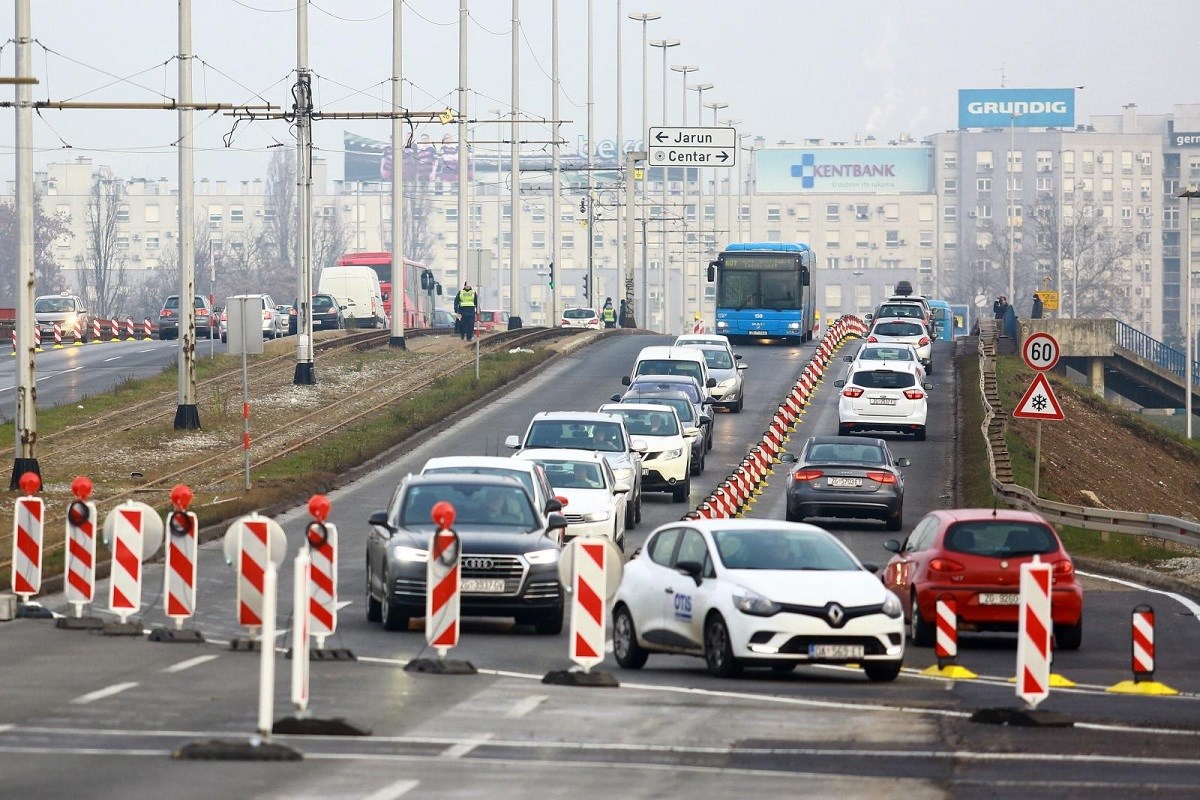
left=977, top=593, right=1019, bottom=605
left=827, top=477, right=862, bottom=488
left=809, top=644, right=864, bottom=660
left=461, top=579, right=506, bottom=594
left=870, top=397, right=898, bottom=406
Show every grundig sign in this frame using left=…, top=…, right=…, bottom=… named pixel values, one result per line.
left=958, top=88, right=1076, bottom=129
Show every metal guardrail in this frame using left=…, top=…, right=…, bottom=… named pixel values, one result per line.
left=1113, top=319, right=1200, bottom=388
left=977, top=321, right=1200, bottom=551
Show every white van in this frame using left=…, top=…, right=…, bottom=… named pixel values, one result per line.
left=624, top=345, right=716, bottom=400
left=318, top=266, right=387, bottom=329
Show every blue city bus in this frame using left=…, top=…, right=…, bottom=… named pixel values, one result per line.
left=707, top=242, right=816, bottom=342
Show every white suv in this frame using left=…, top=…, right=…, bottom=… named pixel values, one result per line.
left=835, top=365, right=931, bottom=441
left=598, top=402, right=695, bottom=503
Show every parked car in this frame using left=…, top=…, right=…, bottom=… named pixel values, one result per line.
left=220, top=293, right=279, bottom=342
left=882, top=508, right=1084, bottom=650
left=513, top=449, right=628, bottom=549
left=288, top=293, right=346, bottom=335
left=33, top=292, right=90, bottom=342
left=782, top=436, right=910, bottom=530
left=617, top=390, right=707, bottom=475
left=611, top=519, right=906, bottom=680
left=560, top=307, right=601, bottom=329
left=475, top=309, right=510, bottom=333
left=835, top=365, right=932, bottom=440
left=432, top=307, right=457, bottom=329
left=365, top=474, right=568, bottom=634
left=598, top=402, right=696, bottom=502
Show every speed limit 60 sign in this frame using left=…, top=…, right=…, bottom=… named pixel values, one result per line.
left=1022, top=332, right=1060, bottom=371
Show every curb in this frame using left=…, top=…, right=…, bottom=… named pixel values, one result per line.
left=1074, top=555, right=1200, bottom=601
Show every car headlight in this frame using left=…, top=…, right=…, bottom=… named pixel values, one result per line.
left=715, top=320, right=728, bottom=329
left=787, top=322, right=801, bottom=331
left=582, top=510, right=611, bottom=522
left=525, top=548, right=558, bottom=565
left=882, top=592, right=903, bottom=619
left=662, top=447, right=684, bottom=460
left=392, top=545, right=428, bottom=562
left=732, top=587, right=780, bottom=617
left=612, top=466, right=633, bottom=481
left=717, top=378, right=735, bottom=388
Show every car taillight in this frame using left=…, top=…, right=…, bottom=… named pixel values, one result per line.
left=161, top=309, right=175, bottom=317
left=918, top=336, right=930, bottom=346
left=867, top=335, right=878, bottom=342
left=1052, top=559, right=1074, bottom=577
left=196, top=308, right=208, bottom=316
left=262, top=310, right=271, bottom=320
left=793, top=468, right=823, bottom=482
left=865, top=471, right=897, bottom=484
left=929, top=557, right=964, bottom=573
left=841, top=386, right=864, bottom=397
left=903, top=389, right=925, bottom=400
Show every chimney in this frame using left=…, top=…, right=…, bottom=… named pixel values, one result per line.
left=1122, top=103, right=1138, bottom=134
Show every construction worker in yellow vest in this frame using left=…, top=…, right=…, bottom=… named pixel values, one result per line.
left=454, top=281, right=477, bottom=341
left=601, top=298, right=616, bottom=328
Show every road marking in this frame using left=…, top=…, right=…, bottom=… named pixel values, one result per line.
left=59, top=366, right=81, bottom=374
left=71, top=682, right=138, bottom=705
left=0, top=724, right=14, bottom=734
left=442, top=734, right=492, bottom=759
left=336, top=600, right=352, bottom=611
left=0, top=386, right=12, bottom=393
left=102, top=356, right=123, bottom=362
left=360, top=779, right=420, bottom=800
left=162, top=654, right=220, bottom=673
left=1077, top=570, right=1200, bottom=621
left=505, top=695, right=546, bottom=718
left=137, top=348, right=154, bottom=353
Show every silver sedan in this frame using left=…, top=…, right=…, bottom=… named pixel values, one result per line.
left=696, top=345, right=748, bottom=413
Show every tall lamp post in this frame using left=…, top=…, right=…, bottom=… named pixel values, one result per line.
left=687, top=81, right=712, bottom=323
left=629, top=12, right=661, bottom=328
left=719, top=119, right=742, bottom=241
left=670, top=64, right=698, bottom=335
left=1180, top=187, right=1200, bottom=438
left=703, top=100, right=727, bottom=317
left=1008, top=111, right=1022, bottom=304
left=649, top=37, right=679, bottom=331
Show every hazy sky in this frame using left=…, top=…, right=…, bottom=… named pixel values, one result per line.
left=0, top=1, right=1195, bottom=185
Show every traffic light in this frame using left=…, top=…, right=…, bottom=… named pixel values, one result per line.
left=582, top=274, right=590, bottom=301
left=548, top=261, right=554, bottom=289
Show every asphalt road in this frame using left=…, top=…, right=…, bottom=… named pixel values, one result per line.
left=3, top=332, right=1200, bottom=799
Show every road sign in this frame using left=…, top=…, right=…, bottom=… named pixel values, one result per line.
left=648, top=126, right=737, bottom=169
left=1022, top=331, right=1060, bottom=372
left=1012, top=372, right=1065, bottom=421
left=1035, top=290, right=1059, bottom=312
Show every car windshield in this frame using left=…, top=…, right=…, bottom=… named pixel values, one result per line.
left=535, top=460, right=606, bottom=490
left=526, top=420, right=625, bottom=452
left=944, top=521, right=1059, bottom=557
left=873, top=321, right=925, bottom=338
left=635, top=359, right=703, bottom=383
left=878, top=305, right=923, bottom=319
left=805, top=442, right=887, bottom=465
left=605, top=408, right=678, bottom=437
left=313, top=295, right=335, bottom=311
left=851, top=370, right=917, bottom=389
left=713, top=529, right=860, bottom=571
left=625, top=396, right=694, bottom=423
left=479, top=311, right=497, bottom=322
left=422, top=466, right=534, bottom=497
left=629, top=380, right=701, bottom=404
left=564, top=308, right=595, bottom=319
left=400, top=482, right=536, bottom=530
left=35, top=298, right=74, bottom=313
left=700, top=348, right=734, bottom=370
left=858, top=346, right=915, bottom=362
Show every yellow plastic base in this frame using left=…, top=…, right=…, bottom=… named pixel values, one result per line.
left=1006, top=672, right=1076, bottom=688
left=921, top=663, right=978, bottom=680
left=1105, top=679, right=1179, bottom=696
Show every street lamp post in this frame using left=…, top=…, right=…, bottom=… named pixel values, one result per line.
left=671, top=65, right=698, bottom=335
left=649, top=37, right=679, bottom=331
left=704, top=101, right=727, bottom=320
left=628, top=12, right=660, bottom=329
left=687, top=81, right=712, bottom=324
left=1008, top=111, right=1022, bottom=304
left=1180, top=187, right=1200, bottom=438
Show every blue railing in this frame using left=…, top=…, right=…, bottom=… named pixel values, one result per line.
left=1114, top=320, right=1200, bottom=388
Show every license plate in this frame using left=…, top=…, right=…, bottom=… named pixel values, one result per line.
left=870, top=397, right=898, bottom=406
left=809, top=644, right=864, bottom=659
left=977, top=593, right=1020, bottom=605
left=461, top=579, right=506, bottom=593
left=827, top=477, right=862, bottom=488
left=642, top=468, right=651, bottom=476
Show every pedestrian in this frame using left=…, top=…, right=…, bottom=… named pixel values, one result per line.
left=1031, top=294, right=1044, bottom=320
left=453, top=281, right=478, bottom=341
left=618, top=298, right=628, bottom=328
left=601, top=298, right=616, bottom=328
left=1002, top=301, right=1018, bottom=340
left=992, top=295, right=1009, bottom=320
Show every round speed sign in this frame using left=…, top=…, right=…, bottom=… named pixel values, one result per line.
left=1022, top=332, right=1060, bottom=372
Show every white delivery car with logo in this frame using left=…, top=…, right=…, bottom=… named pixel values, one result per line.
left=318, top=266, right=387, bottom=329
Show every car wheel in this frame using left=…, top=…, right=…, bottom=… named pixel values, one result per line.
left=365, top=565, right=382, bottom=623
left=612, top=604, right=649, bottom=669
left=785, top=506, right=804, bottom=523
left=1055, top=619, right=1083, bottom=651
left=534, top=606, right=564, bottom=635
left=380, top=577, right=410, bottom=631
left=910, top=595, right=934, bottom=647
left=732, top=395, right=744, bottom=414
left=633, top=496, right=642, bottom=526
left=926, top=362, right=934, bottom=375
left=885, top=510, right=904, bottom=532
left=705, top=432, right=713, bottom=452
left=863, top=660, right=903, bottom=682
left=671, top=477, right=690, bottom=503
left=703, top=614, right=741, bottom=678
left=690, top=455, right=702, bottom=476
left=221, top=334, right=227, bottom=343
left=838, top=423, right=850, bottom=436
left=914, top=427, right=927, bottom=442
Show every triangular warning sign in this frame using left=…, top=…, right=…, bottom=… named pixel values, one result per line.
left=1012, top=372, right=1065, bottom=420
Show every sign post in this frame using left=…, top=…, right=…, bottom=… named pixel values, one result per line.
left=1016, top=333, right=1065, bottom=495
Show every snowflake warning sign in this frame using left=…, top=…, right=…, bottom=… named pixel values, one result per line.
left=1012, top=372, right=1065, bottom=421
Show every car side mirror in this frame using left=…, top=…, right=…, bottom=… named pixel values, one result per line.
left=883, top=539, right=902, bottom=553
left=706, top=377, right=717, bottom=388
left=737, top=363, right=748, bottom=371
left=896, top=457, right=911, bottom=467
left=545, top=498, right=564, bottom=514
left=621, top=376, right=631, bottom=386
left=702, top=397, right=715, bottom=405
left=834, top=379, right=845, bottom=388
left=504, top=435, right=521, bottom=449
left=676, top=560, right=704, bottom=586
left=631, top=438, right=649, bottom=453
left=546, top=513, right=568, bottom=532
left=734, top=353, right=742, bottom=360
left=609, top=393, right=622, bottom=402
left=683, top=427, right=700, bottom=438
left=843, top=355, right=853, bottom=362
left=779, top=453, right=796, bottom=463
left=368, top=510, right=394, bottom=534
left=923, top=382, right=933, bottom=391
left=865, top=313, right=874, bottom=321
left=613, top=486, right=630, bottom=494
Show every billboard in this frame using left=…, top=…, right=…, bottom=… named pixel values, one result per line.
left=958, top=88, right=1076, bottom=129
left=1171, top=131, right=1200, bottom=148
left=756, top=147, right=933, bottom=194
left=344, top=132, right=475, bottom=183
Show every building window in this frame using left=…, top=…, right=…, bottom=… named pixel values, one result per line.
left=1101, top=177, right=1114, bottom=201
left=826, top=256, right=840, bottom=270
left=1122, top=151, right=1134, bottom=174
left=561, top=209, right=575, bottom=222
left=1007, top=205, right=1023, bottom=221
left=919, top=230, right=933, bottom=248
left=530, top=207, right=546, bottom=223
left=739, top=204, right=750, bottom=222
left=1007, top=177, right=1023, bottom=192
left=263, top=206, right=277, bottom=220
left=855, top=256, right=870, bottom=270
left=855, top=284, right=872, bottom=309
left=146, top=233, right=159, bottom=250
left=854, top=204, right=870, bottom=221
left=532, top=231, right=546, bottom=249
left=1082, top=150, right=1094, bottom=173
left=919, top=257, right=933, bottom=274
left=1101, top=151, right=1114, bottom=174
left=976, top=151, right=994, bottom=171
left=117, top=206, right=130, bottom=223
left=855, top=230, right=870, bottom=248
left=881, top=258, right=902, bottom=269
left=230, top=207, right=244, bottom=223
left=977, top=204, right=992, bottom=219
left=561, top=232, right=575, bottom=249
left=825, top=230, right=840, bottom=249
left=918, top=203, right=934, bottom=222
left=116, top=234, right=130, bottom=250
left=1007, top=149, right=1022, bottom=172
left=943, top=178, right=957, bottom=195
left=824, top=284, right=842, bottom=308
left=704, top=204, right=715, bottom=222
left=1036, top=150, right=1053, bottom=172
left=593, top=231, right=605, bottom=248
left=826, top=203, right=840, bottom=222
left=468, top=237, right=483, bottom=249
left=943, top=152, right=958, bottom=170
left=883, top=203, right=899, bottom=220
left=445, top=205, right=458, bottom=222
left=208, top=206, right=222, bottom=222
left=766, top=205, right=781, bottom=222
left=885, top=230, right=900, bottom=248
left=943, top=205, right=957, bottom=221
left=943, top=231, right=957, bottom=250
left=1036, top=176, right=1053, bottom=192
left=977, top=177, right=992, bottom=192
left=766, top=229, right=781, bottom=242
left=1063, top=151, right=1075, bottom=173
left=144, top=205, right=159, bottom=223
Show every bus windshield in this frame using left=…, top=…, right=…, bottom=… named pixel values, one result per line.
left=718, top=269, right=802, bottom=310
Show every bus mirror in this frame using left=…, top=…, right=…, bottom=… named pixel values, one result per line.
left=801, top=268, right=810, bottom=287
left=706, top=264, right=715, bottom=283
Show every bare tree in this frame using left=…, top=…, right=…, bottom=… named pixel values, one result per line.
left=312, top=207, right=347, bottom=288
left=404, top=179, right=435, bottom=268
left=77, top=171, right=131, bottom=318
left=262, top=149, right=297, bottom=276
left=0, top=191, right=69, bottom=300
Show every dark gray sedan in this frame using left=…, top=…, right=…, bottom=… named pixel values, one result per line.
left=782, top=436, right=910, bottom=531
left=366, top=474, right=568, bottom=634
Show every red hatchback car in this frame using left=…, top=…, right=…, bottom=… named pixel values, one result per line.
left=882, top=508, right=1083, bottom=650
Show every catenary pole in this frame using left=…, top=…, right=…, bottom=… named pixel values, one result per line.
left=174, top=0, right=201, bottom=429
left=616, top=0, right=626, bottom=320
left=10, top=0, right=37, bottom=486
left=629, top=13, right=660, bottom=328
left=389, top=0, right=406, bottom=346
left=550, top=0, right=560, bottom=326
left=293, top=0, right=316, bottom=384
left=457, top=1, right=469, bottom=304
left=510, top=0, right=521, bottom=323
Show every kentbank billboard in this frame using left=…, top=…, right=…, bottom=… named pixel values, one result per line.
left=958, top=88, right=1076, bottom=129
left=757, top=147, right=933, bottom=194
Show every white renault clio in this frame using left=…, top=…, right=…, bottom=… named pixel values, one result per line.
left=611, top=520, right=905, bottom=680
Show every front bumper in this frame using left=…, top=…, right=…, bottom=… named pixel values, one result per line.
left=730, top=609, right=905, bottom=663
left=563, top=519, right=617, bottom=541
left=388, top=560, right=562, bottom=617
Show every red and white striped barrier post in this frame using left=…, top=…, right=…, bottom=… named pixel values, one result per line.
left=10, top=472, right=51, bottom=618
left=150, top=484, right=203, bottom=643
left=542, top=535, right=623, bottom=687
left=919, top=594, right=977, bottom=679
left=102, top=500, right=165, bottom=634
left=223, top=512, right=289, bottom=649
left=143, top=318, right=152, bottom=341
left=1015, top=557, right=1053, bottom=709
left=72, top=319, right=83, bottom=346
left=52, top=322, right=63, bottom=349
left=33, top=325, right=41, bottom=351
left=305, top=494, right=347, bottom=657
left=402, top=501, right=477, bottom=675
left=60, top=476, right=100, bottom=626
left=1106, top=604, right=1178, bottom=695
left=110, top=318, right=121, bottom=342
left=9, top=328, right=14, bottom=355
left=292, top=546, right=311, bottom=715
left=92, top=318, right=102, bottom=343
left=125, top=317, right=136, bottom=341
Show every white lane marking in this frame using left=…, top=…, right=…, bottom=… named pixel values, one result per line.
left=102, top=356, right=123, bottom=363
left=0, top=386, right=12, bottom=393
left=1076, top=569, right=1200, bottom=621
left=71, top=682, right=138, bottom=705
left=162, top=654, right=220, bottom=673
left=442, top=734, right=493, bottom=759
left=58, top=366, right=82, bottom=374
left=360, top=779, right=420, bottom=800
left=505, top=694, right=546, bottom=718
left=137, top=348, right=154, bottom=353
left=336, top=600, right=352, bottom=611
left=0, top=724, right=14, bottom=734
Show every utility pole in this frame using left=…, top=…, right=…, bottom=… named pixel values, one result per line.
left=10, top=0, right=36, bottom=486
left=650, top=38, right=679, bottom=331
left=550, top=0, right=561, bottom=326
left=389, top=0, right=406, bottom=347
left=457, top=1, right=469, bottom=305
left=293, top=0, right=316, bottom=385
left=510, top=0, right=521, bottom=324
left=174, top=0, right=200, bottom=429
left=586, top=0, right=595, bottom=308
left=629, top=12, right=660, bottom=328
left=671, top=64, right=698, bottom=335
left=615, top=0, right=626, bottom=321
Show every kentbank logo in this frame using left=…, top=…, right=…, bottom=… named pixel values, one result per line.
left=790, top=153, right=896, bottom=189
left=958, top=88, right=1076, bottom=129
left=756, top=147, right=932, bottom=194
